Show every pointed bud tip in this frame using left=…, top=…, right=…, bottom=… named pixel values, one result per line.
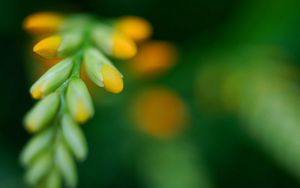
left=112, top=33, right=137, bottom=59
left=33, top=35, right=62, bottom=58
left=101, top=63, right=124, bottom=94
left=30, top=87, right=43, bottom=99
left=24, top=121, right=37, bottom=133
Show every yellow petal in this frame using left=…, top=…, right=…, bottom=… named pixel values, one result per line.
left=101, top=63, right=123, bottom=93
left=33, top=35, right=62, bottom=58
left=23, top=12, right=63, bottom=34
left=116, top=16, right=152, bottom=42
left=112, top=33, right=137, bottom=59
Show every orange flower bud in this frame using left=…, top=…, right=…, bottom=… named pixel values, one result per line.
left=33, top=35, right=62, bottom=58
left=101, top=63, right=124, bottom=93
left=23, top=12, right=63, bottom=34
left=116, top=16, right=152, bottom=42
left=112, top=33, right=137, bottom=59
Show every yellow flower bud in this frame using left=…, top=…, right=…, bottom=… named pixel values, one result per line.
left=66, top=78, right=94, bottom=123
left=83, top=48, right=105, bottom=87
left=23, top=12, right=63, bottom=34
left=33, top=35, right=62, bottom=59
left=30, top=58, right=73, bottom=99
left=116, top=16, right=152, bottom=42
left=101, top=63, right=124, bottom=93
left=112, top=33, right=137, bottom=59
left=24, top=93, right=60, bottom=133
left=83, top=47, right=124, bottom=94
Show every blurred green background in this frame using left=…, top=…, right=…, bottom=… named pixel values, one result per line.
left=1, top=0, right=300, bottom=187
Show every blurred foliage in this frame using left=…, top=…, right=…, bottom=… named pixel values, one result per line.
left=1, top=0, right=300, bottom=188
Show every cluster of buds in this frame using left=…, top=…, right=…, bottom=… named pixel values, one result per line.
left=21, top=12, right=152, bottom=188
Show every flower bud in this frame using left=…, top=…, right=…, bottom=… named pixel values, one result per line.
left=30, top=58, right=73, bottom=99
left=23, top=12, right=63, bottom=34
left=92, top=26, right=137, bottom=59
left=62, top=114, right=88, bottom=161
left=111, top=33, right=137, bottom=59
left=58, top=32, right=83, bottom=57
left=84, top=48, right=124, bottom=93
left=55, top=142, right=77, bottom=188
left=33, top=35, right=62, bottom=58
left=25, top=150, right=52, bottom=186
left=101, top=63, right=124, bottom=93
left=20, top=127, right=54, bottom=167
left=91, top=24, right=112, bottom=53
left=24, top=93, right=60, bottom=133
left=45, top=167, right=62, bottom=188
left=66, top=78, right=94, bottom=123
left=115, top=16, right=152, bottom=42
left=84, top=48, right=108, bottom=87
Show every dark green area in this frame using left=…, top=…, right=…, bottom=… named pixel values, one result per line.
left=1, top=0, right=300, bottom=187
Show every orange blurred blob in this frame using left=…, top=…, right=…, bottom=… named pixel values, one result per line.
left=116, top=16, right=152, bottom=42
left=131, top=87, right=188, bottom=138
left=112, top=32, right=137, bottom=59
left=23, top=12, right=63, bottom=35
left=129, top=41, right=177, bottom=78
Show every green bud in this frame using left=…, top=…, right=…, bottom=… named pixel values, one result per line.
left=30, top=58, right=73, bottom=99
left=55, top=142, right=77, bottom=188
left=20, top=127, right=54, bottom=167
left=25, top=151, right=52, bottom=186
left=24, top=92, right=60, bottom=133
left=91, top=24, right=113, bottom=53
left=62, top=114, right=88, bottom=161
left=83, top=47, right=113, bottom=87
left=45, top=167, right=62, bottom=188
left=66, top=78, right=94, bottom=123
left=58, top=32, right=83, bottom=57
